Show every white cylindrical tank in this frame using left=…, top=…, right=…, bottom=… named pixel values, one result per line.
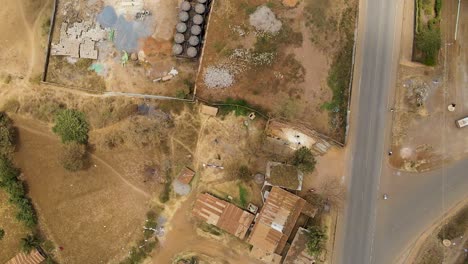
left=178, top=11, right=189, bottom=22
left=188, top=35, right=200, bottom=46
left=187, top=47, right=198, bottom=58
left=172, top=44, right=183, bottom=55
left=180, top=1, right=191, bottom=11
left=195, top=3, right=206, bottom=14
left=193, top=14, right=204, bottom=25
left=176, top=22, right=187, bottom=33
left=191, top=25, right=202, bottom=35
left=174, top=33, right=185, bottom=44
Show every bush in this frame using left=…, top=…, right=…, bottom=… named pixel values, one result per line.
left=0, top=157, right=37, bottom=228
left=52, top=109, right=89, bottom=144
left=0, top=112, right=15, bottom=158
left=21, top=234, right=40, bottom=253
left=306, top=226, right=327, bottom=256
left=238, top=184, right=249, bottom=208
left=435, top=0, right=442, bottom=17
left=0, top=228, right=4, bottom=240
left=59, top=142, right=87, bottom=171
left=415, top=28, right=441, bottom=66
left=291, top=147, right=316, bottom=173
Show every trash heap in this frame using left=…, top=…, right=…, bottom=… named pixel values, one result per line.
left=173, top=0, right=212, bottom=58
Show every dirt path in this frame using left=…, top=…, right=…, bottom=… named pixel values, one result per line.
left=12, top=116, right=151, bottom=199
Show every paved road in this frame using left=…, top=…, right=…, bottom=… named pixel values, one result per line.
left=340, top=0, right=399, bottom=263
left=340, top=0, right=468, bottom=264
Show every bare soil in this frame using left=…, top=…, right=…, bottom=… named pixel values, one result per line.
left=390, top=0, right=468, bottom=171
left=12, top=116, right=150, bottom=263
left=195, top=0, right=357, bottom=141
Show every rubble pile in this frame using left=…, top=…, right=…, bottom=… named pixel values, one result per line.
left=204, top=66, right=234, bottom=88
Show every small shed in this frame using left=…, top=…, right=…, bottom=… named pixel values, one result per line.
left=6, top=249, right=45, bottom=264
left=200, top=105, right=218, bottom=116
left=177, top=167, right=195, bottom=184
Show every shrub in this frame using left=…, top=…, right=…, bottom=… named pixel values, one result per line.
left=59, top=142, right=87, bottom=172
left=21, top=234, right=40, bottom=253
left=291, top=147, right=316, bottom=173
left=0, top=157, right=37, bottom=228
left=306, top=226, right=327, bottom=256
left=0, top=228, right=4, bottom=240
left=238, top=184, right=249, bottom=208
left=218, top=98, right=252, bottom=116
left=52, top=109, right=89, bottom=144
left=0, top=112, right=15, bottom=158
left=415, top=28, right=441, bottom=66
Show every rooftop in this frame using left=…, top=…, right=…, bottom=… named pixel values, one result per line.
left=248, top=187, right=316, bottom=259
left=265, top=161, right=303, bottom=191
left=6, top=249, right=45, bottom=264
left=176, top=167, right=195, bottom=184
left=200, top=105, right=218, bottom=116
left=192, top=193, right=255, bottom=239
left=283, top=227, right=316, bottom=264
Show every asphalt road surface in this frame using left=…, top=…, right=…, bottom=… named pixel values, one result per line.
left=340, top=0, right=468, bottom=264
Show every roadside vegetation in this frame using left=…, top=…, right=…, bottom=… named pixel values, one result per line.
left=120, top=211, right=160, bottom=264
left=291, top=146, right=316, bottom=173
left=437, top=206, right=468, bottom=241
left=0, top=113, right=37, bottom=229
left=414, top=0, right=442, bottom=66
left=306, top=225, right=327, bottom=257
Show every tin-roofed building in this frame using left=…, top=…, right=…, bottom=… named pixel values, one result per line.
left=6, top=249, right=45, bottom=264
left=192, top=193, right=255, bottom=239
left=248, top=187, right=317, bottom=263
left=283, top=227, right=316, bottom=264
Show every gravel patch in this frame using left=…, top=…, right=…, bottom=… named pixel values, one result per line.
left=249, top=6, right=282, bottom=34
left=204, top=66, right=235, bottom=88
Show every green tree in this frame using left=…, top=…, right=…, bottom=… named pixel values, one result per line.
left=0, top=112, right=15, bottom=158
left=0, top=157, right=20, bottom=185
left=291, top=147, right=316, bottom=173
left=0, top=228, right=4, bottom=240
left=306, top=226, right=327, bottom=256
left=415, top=28, right=441, bottom=66
left=59, top=142, right=87, bottom=171
left=21, top=234, right=40, bottom=253
left=52, top=109, right=89, bottom=144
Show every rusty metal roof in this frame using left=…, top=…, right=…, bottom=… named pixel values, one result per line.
left=6, top=249, right=45, bottom=264
left=177, top=167, right=195, bottom=184
left=248, top=187, right=314, bottom=256
left=192, top=193, right=254, bottom=239
left=283, top=227, right=316, bottom=264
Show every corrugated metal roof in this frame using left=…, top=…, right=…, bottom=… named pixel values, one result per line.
left=177, top=167, right=195, bottom=184
left=6, top=249, right=45, bottom=264
left=248, top=187, right=314, bottom=256
left=192, top=193, right=254, bottom=239
left=283, top=227, right=316, bottom=264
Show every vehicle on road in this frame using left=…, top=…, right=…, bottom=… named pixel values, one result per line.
left=455, top=116, right=468, bottom=128
left=383, top=194, right=389, bottom=200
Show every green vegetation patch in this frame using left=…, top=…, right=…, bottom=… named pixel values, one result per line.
left=306, top=225, right=327, bottom=257
left=269, top=164, right=299, bottom=190
left=437, top=206, right=468, bottom=241
left=52, top=109, right=89, bottom=144
left=414, top=0, right=442, bottom=66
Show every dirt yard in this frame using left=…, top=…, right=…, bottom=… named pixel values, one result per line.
left=390, top=0, right=468, bottom=171
left=11, top=116, right=150, bottom=263
left=45, top=0, right=199, bottom=97
left=195, top=0, right=357, bottom=141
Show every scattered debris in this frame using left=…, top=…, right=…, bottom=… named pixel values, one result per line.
left=249, top=6, right=282, bottom=34
left=135, top=10, right=151, bottom=20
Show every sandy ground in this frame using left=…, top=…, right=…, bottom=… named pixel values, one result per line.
left=12, top=116, right=150, bottom=263
left=401, top=200, right=468, bottom=264
left=0, top=0, right=51, bottom=81
left=390, top=0, right=468, bottom=172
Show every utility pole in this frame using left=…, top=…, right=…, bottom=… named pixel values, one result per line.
left=455, top=0, right=461, bottom=40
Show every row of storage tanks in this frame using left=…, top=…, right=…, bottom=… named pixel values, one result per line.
left=173, top=0, right=209, bottom=58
